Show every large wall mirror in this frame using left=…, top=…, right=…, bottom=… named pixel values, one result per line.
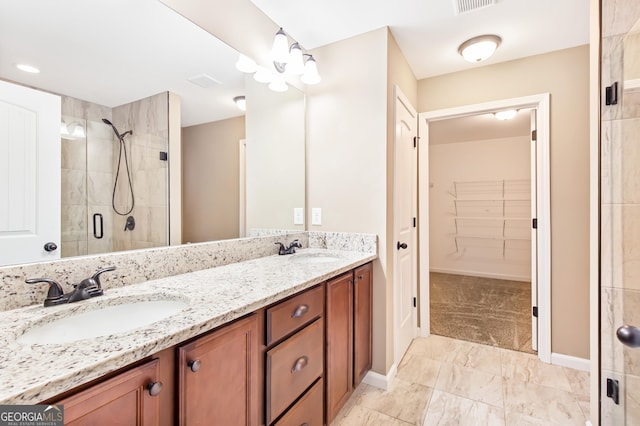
left=0, top=0, right=305, bottom=267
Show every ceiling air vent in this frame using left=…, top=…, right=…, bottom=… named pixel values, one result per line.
left=453, top=0, right=497, bottom=15
left=187, top=73, right=221, bottom=88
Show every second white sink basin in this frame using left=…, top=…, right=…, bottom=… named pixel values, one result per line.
left=18, top=299, right=188, bottom=345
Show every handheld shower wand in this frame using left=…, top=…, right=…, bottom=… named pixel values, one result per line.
left=102, top=118, right=135, bottom=218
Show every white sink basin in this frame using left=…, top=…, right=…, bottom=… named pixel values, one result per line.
left=289, top=253, right=342, bottom=264
left=18, top=299, right=188, bottom=345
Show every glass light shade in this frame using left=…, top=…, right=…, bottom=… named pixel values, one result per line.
left=286, top=43, right=305, bottom=75
left=271, top=28, right=289, bottom=64
left=235, top=54, right=257, bottom=73
left=494, top=109, right=517, bottom=120
left=301, top=56, right=321, bottom=85
left=253, top=66, right=273, bottom=83
left=268, top=76, right=288, bottom=92
left=71, top=123, right=86, bottom=138
left=234, top=96, right=246, bottom=111
left=458, top=35, right=501, bottom=63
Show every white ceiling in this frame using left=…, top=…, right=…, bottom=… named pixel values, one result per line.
left=0, top=0, right=245, bottom=127
left=249, top=0, right=590, bottom=79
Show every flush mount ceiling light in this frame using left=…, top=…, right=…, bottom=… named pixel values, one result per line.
left=16, top=63, right=40, bottom=74
left=233, top=96, right=246, bottom=111
left=494, top=109, right=517, bottom=120
left=458, top=35, right=502, bottom=63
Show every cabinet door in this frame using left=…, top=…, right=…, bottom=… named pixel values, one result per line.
left=353, top=262, right=373, bottom=387
left=325, top=272, right=353, bottom=424
left=57, top=359, right=162, bottom=426
left=177, top=314, right=259, bottom=426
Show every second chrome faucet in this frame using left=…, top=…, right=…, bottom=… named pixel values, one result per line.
left=275, top=239, right=303, bottom=255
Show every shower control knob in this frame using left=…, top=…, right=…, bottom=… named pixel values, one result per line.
left=43, top=242, right=58, bottom=252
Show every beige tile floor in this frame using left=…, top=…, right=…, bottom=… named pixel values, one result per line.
left=331, top=335, right=590, bottom=426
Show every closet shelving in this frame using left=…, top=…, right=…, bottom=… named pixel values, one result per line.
left=451, top=179, right=531, bottom=257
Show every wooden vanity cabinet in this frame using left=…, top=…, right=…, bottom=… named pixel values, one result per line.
left=55, top=358, right=164, bottom=426
left=177, top=313, right=259, bottom=426
left=325, top=262, right=373, bottom=424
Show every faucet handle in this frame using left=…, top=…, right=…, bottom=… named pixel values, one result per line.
left=275, top=242, right=286, bottom=255
left=91, top=266, right=116, bottom=288
left=25, top=278, right=64, bottom=301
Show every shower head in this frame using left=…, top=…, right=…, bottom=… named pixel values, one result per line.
left=102, top=118, right=132, bottom=140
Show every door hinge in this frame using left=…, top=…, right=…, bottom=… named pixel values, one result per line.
left=607, top=378, right=620, bottom=405
left=606, top=82, right=619, bottom=106
left=159, top=151, right=168, bottom=161
left=531, top=129, right=537, bottom=141
left=532, top=218, right=538, bottom=229
left=532, top=306, right=538, bottom=318
left=413, top=217, right=417, bottom=228
left=413, top=136, right=418, bottom=148
left=413, top=297, right=417, bottom=308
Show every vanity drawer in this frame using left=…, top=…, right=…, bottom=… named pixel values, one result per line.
left=274, top=378, right=324, bottom=426
left=266, top=318, right=324, bottom=423
left=266, top=284, right=324, bottom=345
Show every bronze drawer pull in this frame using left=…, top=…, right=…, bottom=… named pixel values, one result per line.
left=291, top=304, right=309, bottom=318
left=301, top=423, right=309, bottom=426
left=291, top=356, right=309, bottom=373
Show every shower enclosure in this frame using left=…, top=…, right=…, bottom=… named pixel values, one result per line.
left=60, top=93, right=171, bottom=258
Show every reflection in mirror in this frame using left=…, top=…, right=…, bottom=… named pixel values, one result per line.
left=0, top=0, right=305, bottom=266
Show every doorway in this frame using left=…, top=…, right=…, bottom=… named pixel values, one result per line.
left=427, top=108, right=534, bottom=353
left=418, top=94, right=551, bottom=362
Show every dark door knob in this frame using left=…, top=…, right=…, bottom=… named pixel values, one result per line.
left=188, top=359, right=201, bottom=372
left=397, top=242, right=408, bottom=250
left=146, top=381, right=163, bottom=396
left=43, top=242, right=58, bottom=252
left=617, top=325, right=640, bottom=348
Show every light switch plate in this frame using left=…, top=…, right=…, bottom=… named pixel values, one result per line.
left=293, top=207, right=304, bottom=225
left=311, top=208, right=322, bottom=225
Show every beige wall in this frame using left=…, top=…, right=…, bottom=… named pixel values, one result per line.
left=182, top=115, right=245, bottom=242
left=418, top=45, right=590, bottom=359
left=307, top=28, right=390, bottom=373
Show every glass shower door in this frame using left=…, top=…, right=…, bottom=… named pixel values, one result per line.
left=600, top=5, right=640, bottom=424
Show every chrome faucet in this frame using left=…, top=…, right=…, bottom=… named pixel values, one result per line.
left=26, top=266, right=116, bottom=307
left=275, top=239, right=303, bottom=255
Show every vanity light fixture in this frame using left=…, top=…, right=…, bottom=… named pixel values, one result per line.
left=268, top=75, right=288, bottom=92
left=233, top=96, right=246, bottom=111
left=60, top=120, right=86, bottom=139
left=253, top=66, right=273, bottom=84
left=270, top=28, right=321, bottom=85
left=494, top=109, right=517, bottom=120
left=458, top=35, right=502, bottom=63
left=16, top=63, right=40, bottom=74
left=300, top=55, right=321, bottom=85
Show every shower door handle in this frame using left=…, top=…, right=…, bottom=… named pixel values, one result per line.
left=93, top=213, right=103, bottom=239
left=617, top=325, right=640, bottom=348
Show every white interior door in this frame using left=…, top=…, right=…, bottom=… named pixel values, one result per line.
left=393, top=87, right=418, bottom=364
left=530, top=109, right=539, bottom=352
left=0, top=80, right=61, bottom=265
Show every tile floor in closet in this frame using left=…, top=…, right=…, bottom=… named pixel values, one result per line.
left=331, top=335, right=590, bottom=426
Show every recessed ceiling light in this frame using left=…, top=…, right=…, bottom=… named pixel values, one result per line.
left=494, top=109, right=517, bottom=120
left=16, top=63, right=40, bottom=74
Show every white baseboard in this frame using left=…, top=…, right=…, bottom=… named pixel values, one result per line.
left=361, top=364, right=397, bottom=391
left=551, top=352, right=590, bottom=372
left=429, top=267, right=530, bottom=282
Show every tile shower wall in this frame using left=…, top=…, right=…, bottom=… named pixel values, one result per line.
left=60, top=97, right=114, bottom=258
left=600, top=0, right=640, bottom=423
left=111, top=92, right=170, bottom=252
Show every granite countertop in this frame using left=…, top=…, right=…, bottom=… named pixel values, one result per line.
left=0, top=248, right=376, bottom=404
